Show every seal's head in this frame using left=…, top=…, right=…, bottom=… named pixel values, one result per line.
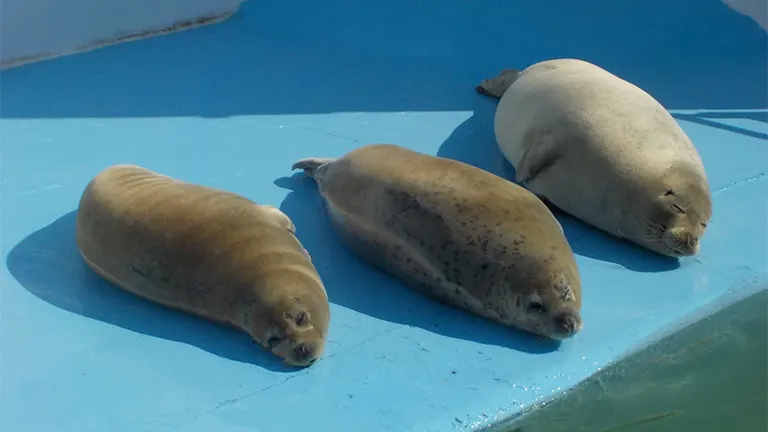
left=256, top=292, right=329, bottom=368
left=515, top=272, right=583, bottom=341
left=644, top=168, right=712, bottom=257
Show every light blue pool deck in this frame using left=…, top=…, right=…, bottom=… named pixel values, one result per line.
left=1, top=0, right=766, bottom=431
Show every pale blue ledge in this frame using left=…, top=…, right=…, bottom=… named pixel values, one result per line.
left=1, top=0, right=766, bottom=431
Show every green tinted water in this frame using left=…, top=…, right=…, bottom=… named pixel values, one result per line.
left=497, top=288, right=767, bottom=432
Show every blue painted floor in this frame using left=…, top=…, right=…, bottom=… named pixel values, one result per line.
left=1, top=0, right=766, bottom=431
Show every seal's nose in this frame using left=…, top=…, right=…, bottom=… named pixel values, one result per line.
left=294, top=343, right=309, bottom=360
left=679, top=232, right=699, bottom=255
left=293, top=342, right=321, bottom=367
left=555, top=313, right=579, bottom=336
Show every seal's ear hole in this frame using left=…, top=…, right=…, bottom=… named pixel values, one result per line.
left=528, top=301, right=547, bottom=314
left=664, top=190, right=675, bottom=196
left=295, top=310, right=309, bottom=326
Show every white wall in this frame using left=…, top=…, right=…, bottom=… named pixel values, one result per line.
left=0, top=0, right=245, bottom=69
left=722, top=0, right=768, bottom=30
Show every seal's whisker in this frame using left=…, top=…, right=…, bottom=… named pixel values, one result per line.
left=536, top=335, right=556, bottom=345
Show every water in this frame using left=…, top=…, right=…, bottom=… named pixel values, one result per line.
left=496, top=288, right=768, bottom=432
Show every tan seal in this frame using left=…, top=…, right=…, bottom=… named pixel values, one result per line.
left=75, top=164, right=330, bottom=367
left=477, top=58, right=713, bottom=257
left=292, top=144, right=582, bottom=340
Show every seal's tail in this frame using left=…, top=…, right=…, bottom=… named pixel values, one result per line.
left=476, top=68, right=521, bottom=99
left=292, top=157, right=336, bottom=180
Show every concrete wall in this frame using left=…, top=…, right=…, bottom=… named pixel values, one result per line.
left=722, top=0, right=768, bottom=30
left=1, top=0, right=762, bottom=71
left=0, top=0, right=245, bottom=69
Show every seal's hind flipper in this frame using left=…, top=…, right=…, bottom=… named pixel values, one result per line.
left=476, top=68, right=521, bottom=99
left=291, top=157, right=337, bottom=179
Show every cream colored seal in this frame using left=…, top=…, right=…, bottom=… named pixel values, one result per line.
left=477, top=58, right=713, bottom=257
left=292, top=144, right=582, bottom=340
left=75, top=164, right=330, bottom=367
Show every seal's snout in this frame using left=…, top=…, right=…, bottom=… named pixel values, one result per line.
left=286, top=340, right=323, bottom=368
left=684, top=233, right=700, bottom=255
left=553, top=311, right=582, bottom=339
left=664, top=228, right=700, bottom=256
left=294, top=343, right=310, bottom=360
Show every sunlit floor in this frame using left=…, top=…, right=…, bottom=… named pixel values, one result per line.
left=1, top=0, right=766, bottom=431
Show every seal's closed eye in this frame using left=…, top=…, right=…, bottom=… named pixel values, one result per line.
left=528, top=301, right=546, bottom=313
left=295, top=311, right=308, bottom=326
left=672, top=204, right=685, bottom=214
left=267, top=336, right=283, bottom=349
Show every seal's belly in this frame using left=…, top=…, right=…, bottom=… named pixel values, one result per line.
left=325, top=201, right=493, bottom=320
left=321, top=180, right=524, bottom=324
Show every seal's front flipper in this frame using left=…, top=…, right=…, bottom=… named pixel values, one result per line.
left=476, top=68, right=521, bottom=99
left=261, top=205, right=296, bottom=233
left=515, top=128, right=562, bottom=185
left=292, top=157, right=337, bottom=180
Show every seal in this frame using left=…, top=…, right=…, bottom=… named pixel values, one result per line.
left=292, top=144, right=582, bottom=340
left=75, top=164, right=330, bottom=367
left=477, top=58, right=713, bottom=257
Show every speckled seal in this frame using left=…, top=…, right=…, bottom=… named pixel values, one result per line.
left=293, top=144, right=582, bottom=340
left=75, top=164, right=330, bottom=367
left=478, top=58, right=712, bottom=257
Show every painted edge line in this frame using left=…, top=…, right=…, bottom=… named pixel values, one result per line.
left=0, top=7, right=240, bottom=71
